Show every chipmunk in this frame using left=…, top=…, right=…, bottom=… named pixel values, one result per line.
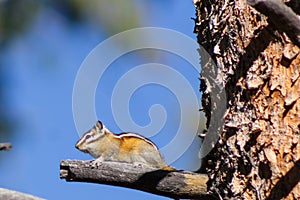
left=75, top=120, right=175, bottom=171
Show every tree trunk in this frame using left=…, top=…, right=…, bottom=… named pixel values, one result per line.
left=194, top=0, right=300, bottom=199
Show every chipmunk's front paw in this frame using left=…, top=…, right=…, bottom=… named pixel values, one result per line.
left=92, top=159, right=103, bottom=167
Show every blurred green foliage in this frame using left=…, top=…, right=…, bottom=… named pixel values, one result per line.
left=0, top=0, right=40, bottom=46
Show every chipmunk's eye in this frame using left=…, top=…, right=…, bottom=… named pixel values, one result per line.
left=85, top=134, right=92, bottom=140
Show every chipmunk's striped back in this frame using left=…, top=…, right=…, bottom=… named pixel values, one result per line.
left=115, top=132, right=159, bottom=151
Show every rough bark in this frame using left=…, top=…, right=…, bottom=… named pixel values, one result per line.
left=60, top=160, right=217, bottom=200
left=194, top=0, right=300, bottom=199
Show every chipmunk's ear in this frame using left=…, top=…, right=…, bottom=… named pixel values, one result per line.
left=95, top=120, right=104, bottom=130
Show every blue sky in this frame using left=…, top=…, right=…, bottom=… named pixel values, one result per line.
left=0, top=1, right=205, bottom=199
